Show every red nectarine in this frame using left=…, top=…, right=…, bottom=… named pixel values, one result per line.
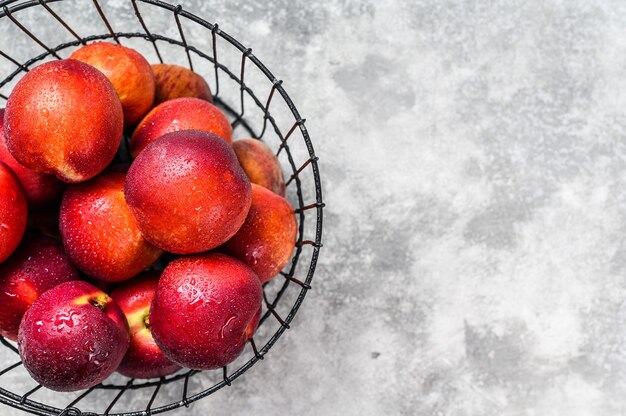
left=60, top=172, right=162, bottom=282
left=222, top=184, right=297, bottom=283
left=110, top=272, right=181, bottom=379
left=69, top=42, right=155, bottom=127
left=150, top=253, right=262, bottom=370
left=18, top=281, right=129, bottom=391
left=0, top=233, right=80, bottom=341
left=233, top=138, right=286, bottom=196
left=130, top=97, right=232, bottom=158
left=125, top=130, right=251, bottom=254
left=152, top=63, right=212, bottom=104
left=0, top=161, right=27, bottom=263
left=4, top=60, right=123, bottom=183
left=0, top=109, right=65, bottom=205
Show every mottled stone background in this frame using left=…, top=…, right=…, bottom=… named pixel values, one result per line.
left=1, top=0, right=626, bottom=415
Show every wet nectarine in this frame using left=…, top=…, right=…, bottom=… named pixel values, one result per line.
left=4, top=60, right=123, bottom=183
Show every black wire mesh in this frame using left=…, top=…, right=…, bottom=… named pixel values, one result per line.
left=0, top=0, right=324, bottom=414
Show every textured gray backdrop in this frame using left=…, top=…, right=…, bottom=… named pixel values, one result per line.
left=2, top=0, right=626, bottom=415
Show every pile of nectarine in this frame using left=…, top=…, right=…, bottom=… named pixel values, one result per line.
left=0, top=42, right=297, bottom=392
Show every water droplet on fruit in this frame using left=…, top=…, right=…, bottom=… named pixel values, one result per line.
left=0, top=223, right=8, bottom=231
left=178, top=281, right=205, bottom=306
left=3, top=291, right=16, bottom=298
left=219, top=315, right=238, bottom=340
left=83, top=340, right=96, bottom=353
left=54, top=310, right=80, bottom=331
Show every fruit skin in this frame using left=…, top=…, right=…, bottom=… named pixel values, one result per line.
left=4, top=59, right=123, bottom=183
left=69, top=42, right=155, bottom=127
left=125, top=130, right=252, bottom=254
left=0, top=109, right=65, bottom=206
left=59, top=172, right=162, bottom=282
left=150, top=253, right=262, bottom=370
left=0, top=161, right=27, bottom=263
left=222, top=184, right=297, bottom=283
left=0, top=233, right=80, bottom=341
left=18, top=281, right=129, bottom=392
left=110, top=272, right=181, bottom=379
left=152, top=64, right=212, bottom=104
left=130, top=97, right=232, bottom=158
left=233, top=138, right=286, bottom=196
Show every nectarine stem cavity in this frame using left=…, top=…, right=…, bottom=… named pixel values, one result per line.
left=0, top=0, right=323, bottom=414
left=89, top=295, right=109, bottom=311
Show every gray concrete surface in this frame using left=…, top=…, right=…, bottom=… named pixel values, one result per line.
left=2, top=0, right=626, bottom=415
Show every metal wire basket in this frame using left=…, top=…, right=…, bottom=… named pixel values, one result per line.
left=0, top=0, right=324, bottom=414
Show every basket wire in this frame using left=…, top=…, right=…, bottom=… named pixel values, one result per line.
left=0, top=0, right=324, bottom=414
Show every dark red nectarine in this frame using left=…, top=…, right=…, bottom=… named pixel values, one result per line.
left=110, top=272, right=181, bottom=379
left=0, top=161, right=27, bottom=263
left=152, top=63, right=212, bottom=104
left=4, top=60, right=123, bottom=183
left=60, top=172, right=162, bottom=282
left=69, top=42, right=155, bottom=127
left=222, top=184, right=297, bottom=283
left=130, top=97, right=232, bottom=158
left=150, top=253, right=262, bottom=370
left=233, top=138, right=286, bottom=196
left=0, top=233, right=80, bottom=341
left=18, top=281, right=129, bottom=391
left=125, top=130, right=251, bottom=254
